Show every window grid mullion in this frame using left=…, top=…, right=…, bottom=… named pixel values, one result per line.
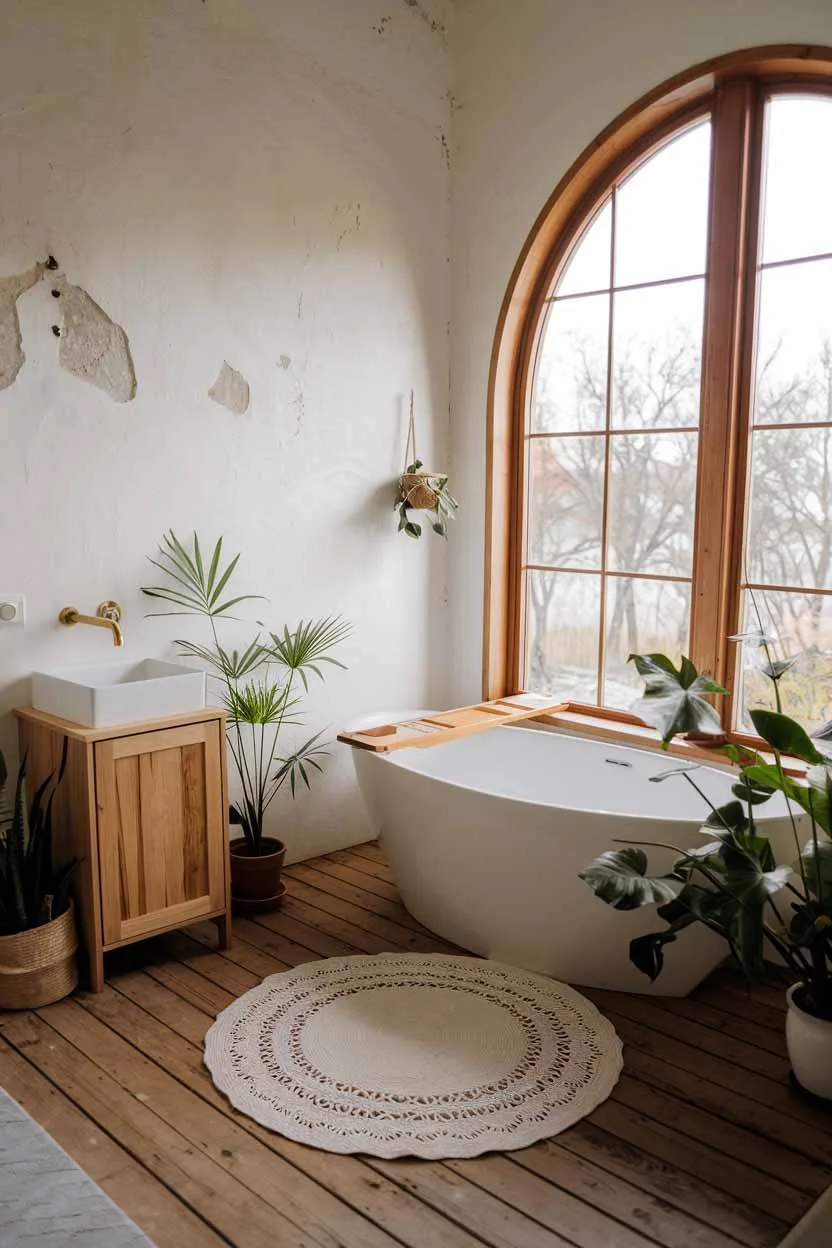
left=596, top=188, right=617, bottom=707
left=687, top=78, right=758, bottom=728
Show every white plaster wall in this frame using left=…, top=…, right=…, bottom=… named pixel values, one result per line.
left=448, top=0, right=832, bottom=704
left=0, top=0, right=452, bottom=862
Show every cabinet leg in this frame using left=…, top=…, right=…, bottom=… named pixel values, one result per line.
left=88, top=949, right=105, bottom=994
left=214, top=913, right=232, bottom=950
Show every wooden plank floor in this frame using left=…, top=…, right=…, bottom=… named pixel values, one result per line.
left=1, top=840, right=830, bottom=1248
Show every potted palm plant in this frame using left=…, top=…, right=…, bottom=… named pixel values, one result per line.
left=143, top=531, right=350, bottom=913
left=0, top=744, right=79, bottom=1008
left=579, top=638, right=832, bottom=1100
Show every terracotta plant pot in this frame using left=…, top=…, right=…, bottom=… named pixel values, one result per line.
left=0, top=901, right=79, bottom=1010
left=786, top=983, right=832, bottom=1101
left=230, top=837, right=286, bottom=915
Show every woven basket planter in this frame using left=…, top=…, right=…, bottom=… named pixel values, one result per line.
left=0, top=901, right=79, bottom=1009
left=399, top=471, right=441, bottom=512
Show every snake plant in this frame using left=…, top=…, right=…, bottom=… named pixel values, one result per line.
left=0, top=743, right=75, bottom=936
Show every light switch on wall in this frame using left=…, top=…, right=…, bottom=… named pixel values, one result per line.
left=0, top=594, right=25, bottom=625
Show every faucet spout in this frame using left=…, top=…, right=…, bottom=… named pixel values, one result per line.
left=59, top=601, right=124, bottom=647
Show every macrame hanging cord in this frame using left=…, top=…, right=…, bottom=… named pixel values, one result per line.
left=403, top=389, right=418, bottom=473
left=400, top=391, right=438, bottom=510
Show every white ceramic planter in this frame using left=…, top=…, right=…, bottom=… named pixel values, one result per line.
left=786, top=984, right=832, bottom=1101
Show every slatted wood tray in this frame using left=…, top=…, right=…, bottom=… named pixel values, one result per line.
left=338, top=696, right=567, bottom=752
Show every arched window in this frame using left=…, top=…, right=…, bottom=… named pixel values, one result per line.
left=486, top=48, right=832, bottom=740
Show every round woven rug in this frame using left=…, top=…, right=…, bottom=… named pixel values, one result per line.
left=204, top=952, right=623, bottom=1158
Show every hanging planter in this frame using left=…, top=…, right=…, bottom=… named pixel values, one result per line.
left=396, top=392, right=458, bottom=539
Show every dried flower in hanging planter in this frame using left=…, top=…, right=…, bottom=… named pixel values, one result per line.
left=395, top=393, right=459, bottom=539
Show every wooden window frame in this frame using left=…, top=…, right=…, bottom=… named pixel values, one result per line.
left=484, top=45, right=832, bottom=749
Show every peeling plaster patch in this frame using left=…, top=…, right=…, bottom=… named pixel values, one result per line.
left=208, top=361, right=250, bottom=414
left=0, top=263, right=44, bottom=390
left=278, top=355, right=292, bottom=370
left=54, top=277, right=136, bottom=402
left=401, top=0, right=446, bottom=38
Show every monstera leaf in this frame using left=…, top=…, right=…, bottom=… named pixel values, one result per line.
left=628, top=886, right=735, bottom=981
left=742, top=760, right=831, bottom=837
left=719, top=841, right=791, bottom=902
left=579, top=848, right=680, bottom=911
left=804, top=763, right=832, bottom=837
left=749, top=709, right=824, bottom=764
left=628, top=654, right=727, bottom=748
left=800, top=837, right=832, bottom=901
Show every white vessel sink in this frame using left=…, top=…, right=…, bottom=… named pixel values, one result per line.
left=31, top=659, right=207, bottom=729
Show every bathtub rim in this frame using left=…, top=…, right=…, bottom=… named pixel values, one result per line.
left=361, top=722, right=798, bottom=830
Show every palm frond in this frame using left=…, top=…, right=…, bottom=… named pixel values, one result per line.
left=269, top=731, right=331, bottom=800
left=175, top=637, right=267, bottom=681
left=266, top=615, right=351, bottom=690
left=223, top=680, right=303, bottom=726
left=141, top=530, right=264, bottom=618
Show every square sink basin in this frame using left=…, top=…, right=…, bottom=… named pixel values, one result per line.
left=31, top=659, right=207, bottom=729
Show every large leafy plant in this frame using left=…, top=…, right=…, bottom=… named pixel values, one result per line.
left=0, top=744, right=76, bottom=936
left=580, top=642, right=832, bottom=1020
left=142, top=531, right=350, bottom=855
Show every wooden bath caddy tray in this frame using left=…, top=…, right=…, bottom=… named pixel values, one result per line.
left=338, top=695, right=566, bottom=752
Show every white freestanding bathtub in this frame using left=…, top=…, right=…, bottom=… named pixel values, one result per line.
left=351, top=721, right=803, bottom=996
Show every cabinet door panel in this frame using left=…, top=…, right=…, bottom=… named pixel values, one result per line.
left=96, top=722, right=226, bottom=946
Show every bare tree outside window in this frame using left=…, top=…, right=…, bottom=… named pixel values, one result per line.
left=523, top=99, right=832, bottom=732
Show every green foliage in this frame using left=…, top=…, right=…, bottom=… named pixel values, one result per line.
left=749, top=709, right=824, bottom=764
left=143, top=531, right=264, bottom=619
left=223, top=681, right=300, bottom=726
left=142, top=531, right=350, bottom=856
left=580, top=648, right=832, bottom=1019
left=577, top=848, right=680, bottom=911
left=395, top=460, right=459, bottom=541
left=265, top=616, right=351, bottom=692
left=628, top=653, right=727, bottom=748
left=0, top=745, right=76, bottom=936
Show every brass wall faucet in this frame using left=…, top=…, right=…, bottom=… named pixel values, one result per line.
left=59, top=601, right=124, bottom=647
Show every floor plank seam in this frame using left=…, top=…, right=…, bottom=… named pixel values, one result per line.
left=0, top=1021, right=238, bottom=1248
left=91, top=978, right=510, bottom=1248
left=2, top=841, right=828, bottom=1248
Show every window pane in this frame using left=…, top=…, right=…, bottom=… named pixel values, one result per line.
left=611, top=280, right=705, bottom=428
left=527, top=437, right=604, bottom=568
left=532, top=294, right=609, bottom=433
left=607, top=432, right=697, bottom=576
left=525, top=570, right=600, bottom=701
left=736, top=591, right=832, bottom=734
left=605, top=579, right=691, bottom=710
left=747, top=427, right=832, bottom=589
left=754, top=260, right=832, bottom=425
left=557, top=199, right=612, bottom=297
left=761, top=96, right=832, bottom=265
left=615, top=120, right=711, bottom=287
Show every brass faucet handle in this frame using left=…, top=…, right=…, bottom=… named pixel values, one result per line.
left=97, top=601, right=122, bottom=623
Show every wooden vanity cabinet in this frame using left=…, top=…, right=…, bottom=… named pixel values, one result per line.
left=14, top=706, right=232, bottom=992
